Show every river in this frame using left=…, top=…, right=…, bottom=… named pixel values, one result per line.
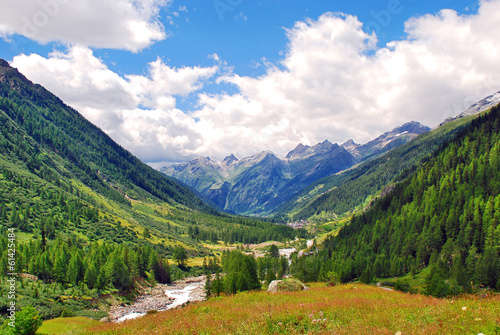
left=109, top=275, right=206, bottom=323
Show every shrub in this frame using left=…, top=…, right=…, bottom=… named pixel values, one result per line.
left=0, top=306, right=42, bottom=335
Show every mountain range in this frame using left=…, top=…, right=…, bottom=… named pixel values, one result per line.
left=161, top=121, right=430, bottom=215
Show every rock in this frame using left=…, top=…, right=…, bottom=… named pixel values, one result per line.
left=99, top=317, right=110, bottom=323
left=267, top=279, right=308, bottom=293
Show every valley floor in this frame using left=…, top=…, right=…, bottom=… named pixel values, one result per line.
left=76, top=283, right=499, bottom=335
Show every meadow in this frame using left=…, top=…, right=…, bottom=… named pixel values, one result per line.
left=64, top=283, right=500, bottom=335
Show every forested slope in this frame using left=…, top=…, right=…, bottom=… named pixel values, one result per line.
left=0, top=59, right=300, bottom=322
left=292, top=105, right=500, bottom=295
left=277, top=113, right=477, bottom=220
left=0, top=59, right=214, bottom=213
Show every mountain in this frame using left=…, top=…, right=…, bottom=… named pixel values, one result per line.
left=341, top=121, right=430, bottom=160
left=0, top=59, right=295, bottom=249
left=163, top=142, right=356, bottom=215
left=460, top=91, right=500, bottom=116
left=162, top=122, right=429, bottom=216
left=277, top=115, right=476, bottom=221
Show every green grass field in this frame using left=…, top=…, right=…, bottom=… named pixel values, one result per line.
left=37, top=317, right=100, bottom=335
left=73, top=283, right=499, bottom=335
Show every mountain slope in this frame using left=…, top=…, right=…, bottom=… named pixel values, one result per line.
left=0, top=59, right=216, bottom=214
left=0, top=59, right=296, bottom=250
left=297, top=104, right=500, bottom=294
left=277, top=115, right=475, bottom=221
left=163, top=143, right=357, bottom=215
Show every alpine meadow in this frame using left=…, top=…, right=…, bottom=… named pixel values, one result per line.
left=1, top=1, right=500, bottom=334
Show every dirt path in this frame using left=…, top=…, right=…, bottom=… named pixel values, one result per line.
left=376, top=282, right=394, bottom=291
left=108, top=275, right=206, bottom=323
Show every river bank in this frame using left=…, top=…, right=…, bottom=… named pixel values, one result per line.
left=108, top=275, right=206, bottom=322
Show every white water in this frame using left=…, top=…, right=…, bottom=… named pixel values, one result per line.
left=165, top=283, right=204, bottom=309
left=116, top=312, right=145, bottom=323
left=115, top=279, right=205, bottom=323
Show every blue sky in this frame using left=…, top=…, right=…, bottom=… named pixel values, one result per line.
left=1, top=0, right=499, bottom=164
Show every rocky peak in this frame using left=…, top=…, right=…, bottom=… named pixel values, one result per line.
left=0, top=59, right=10, bottom=68
left=341, top=139, right=359, bottom=149
left=394, top=121, right=430, bottom=135
left=309, top=140, right=337, bottom=154
left=461, top=91, right=500, bottom=116
left=222, top=154, right=239, bottom=166
left=286, top=143, right=310, bottom=159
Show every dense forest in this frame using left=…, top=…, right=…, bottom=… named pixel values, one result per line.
left=204, top=246, right=289, bottom=297
left=292, top=106, right=500, bottom=296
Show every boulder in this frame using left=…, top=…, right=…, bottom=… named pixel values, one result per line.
left=267, top=279, right=309, bottom=293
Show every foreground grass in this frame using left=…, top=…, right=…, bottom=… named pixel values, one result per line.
left=82, top=284, right=499, bottom=335
left=37, top=317, right=100, bottom=334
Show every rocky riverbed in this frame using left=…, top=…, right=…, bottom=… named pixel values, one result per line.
left=108, top=275, right=206, bottom=323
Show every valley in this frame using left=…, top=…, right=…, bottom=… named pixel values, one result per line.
left=0, top=58, right=499, bottom=335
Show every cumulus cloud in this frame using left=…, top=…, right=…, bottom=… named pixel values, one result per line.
left=9, top=1, right=500, bottom=163
left=11, top=47, right=218, bottom=162
left=190, top=2, right=500, bottom=159
left=0, top=0, right=170, bottom=52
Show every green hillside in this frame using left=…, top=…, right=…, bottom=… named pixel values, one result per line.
left=276, top=113, right=478, bottom=221
left=292, top=105, right=500, bottom=295
left=0, top=60, right=296, bottom=248
left=0, top=60, right=300, bottom=324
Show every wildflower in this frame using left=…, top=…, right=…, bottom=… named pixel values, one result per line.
left=395, top=331, right=402, bottom=335
left=474, top=318, right=482, bottom=321
left=461, top=306, right=467, bottom=311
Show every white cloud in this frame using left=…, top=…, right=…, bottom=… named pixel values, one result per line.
left=0, top=0, right=170, bottom=52
left=8, top=1, right=500, bottom=163
left=190, top=3, right=500, bottom=159
left=11, top=47, right=217, bottom=162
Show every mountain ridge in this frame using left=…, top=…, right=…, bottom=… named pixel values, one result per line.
left=161, top=121, right=430, bottom=215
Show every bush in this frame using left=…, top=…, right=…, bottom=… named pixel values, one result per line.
left=325, top=271, right=340, bottom=287
left=394, top=279, right=411, bottom=293
left=0, top=306, right=42, bottom=335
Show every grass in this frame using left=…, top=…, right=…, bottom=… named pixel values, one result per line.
left=187, top=257, right=207, bottom=267
left=37, top=317, right=100, bottom=335
left=81, top=283, right=499, bottom=335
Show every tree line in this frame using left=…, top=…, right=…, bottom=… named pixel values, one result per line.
left=0, top=235, right=170, bottom=292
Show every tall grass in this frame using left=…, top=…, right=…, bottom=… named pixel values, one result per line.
left=84, top=284, right=500, bottom=334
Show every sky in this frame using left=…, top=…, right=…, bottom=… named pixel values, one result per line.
left=1, top=0, right=500, bottom=166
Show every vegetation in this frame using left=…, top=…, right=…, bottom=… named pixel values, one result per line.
left=36, top=317, right=100, bottom=335
left=84, top=283, right=500, bottom=334
left=0, top=305, right=42, bottom=335
left=0, top=58, right=300, bottom=324
left=204, top=248, right=290, bottom=298
left=292, top=106, right=500, bottom=296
